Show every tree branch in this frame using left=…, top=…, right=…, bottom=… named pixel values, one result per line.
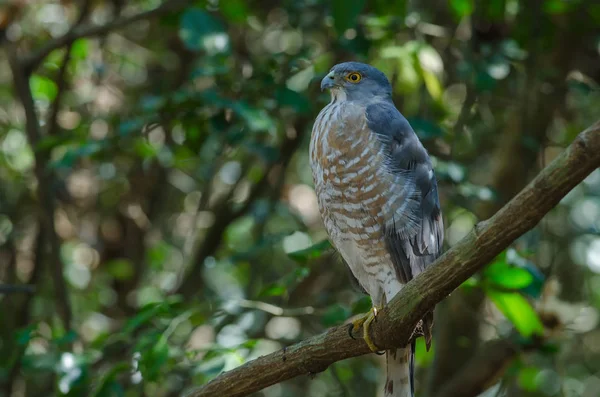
left=45, top=0, right=93, bottom=137
left=21, top=0, right=194, bottom=71
left=0, top=284, right=36, bottom=294
left=183, top=120, right=600, bottom=397
left=7, top=46, right=72, bottom=330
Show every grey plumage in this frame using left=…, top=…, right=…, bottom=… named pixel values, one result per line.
left=366, top=101, right=443, bottom=283
left=312, top=61, right=444, bottom=397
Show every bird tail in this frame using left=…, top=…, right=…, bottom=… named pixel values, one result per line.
left=384, top=343, right=414, bottom=397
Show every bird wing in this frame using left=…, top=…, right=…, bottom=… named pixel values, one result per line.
left=365, top=101, right=444, bottom=284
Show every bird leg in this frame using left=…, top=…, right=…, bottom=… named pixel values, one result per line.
left=348, top=306, right=384, bottom=353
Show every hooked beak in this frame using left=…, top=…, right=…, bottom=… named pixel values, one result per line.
left=320, top=71, right=337, bottom=91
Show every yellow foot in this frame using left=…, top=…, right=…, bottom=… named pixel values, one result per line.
left=348, top=306, right=384, bottom=353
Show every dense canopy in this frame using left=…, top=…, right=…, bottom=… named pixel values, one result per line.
left=1, top=1, right=599, bottom=396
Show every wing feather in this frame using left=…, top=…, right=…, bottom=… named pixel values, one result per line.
left=365, top=101, right=444, bottom=284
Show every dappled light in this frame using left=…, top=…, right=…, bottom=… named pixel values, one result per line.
left=0, top=1, right=599, bottom=397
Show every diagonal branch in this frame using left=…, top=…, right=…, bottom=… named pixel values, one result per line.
left=183, top=120, right=600, bottom=397
left=22, top=0, right=194, bottom=71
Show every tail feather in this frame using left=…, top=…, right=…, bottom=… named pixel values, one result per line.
left=384, top=345, right=413, bottom=397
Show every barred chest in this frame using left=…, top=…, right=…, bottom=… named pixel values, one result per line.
left=309, top=100, right=388, bottom=244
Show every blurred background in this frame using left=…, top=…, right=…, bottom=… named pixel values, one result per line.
left=0, top=0, right=599, bottom=396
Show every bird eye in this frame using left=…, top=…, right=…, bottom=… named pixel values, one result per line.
left=346, top=72, right=362, bottom=83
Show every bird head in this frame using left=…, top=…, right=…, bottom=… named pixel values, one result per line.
left=320, top=62, right=392, bottom=101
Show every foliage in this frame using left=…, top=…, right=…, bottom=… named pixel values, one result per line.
left=0, top=0, right=599, bottom=396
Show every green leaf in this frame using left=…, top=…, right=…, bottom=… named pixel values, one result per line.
left=449, top=0, right=475, bottom=18
left=142, top=337, right=169, bottom=380
left=50, top=141, right=105, bottom=169
left=460, top=277, right=479, bottom=290
left=118, top=118, right=146, bottom=136
left=259, top=284, right=287, bottom=297
left=484, top=261, right=534, bottom=290
left=351, top=296, right=372, bottom=315
left=321, top=304, right=350, bottom=327
left=189, top=312, right=207, bottom=327
left=197, top=357, right=226, bottom=378
left=275, top=88, right=311, bottom=114
left=30, top=75, right=57, bottom=102
left=90, top=362, right=129, bottom=397
left=543, top=0, right=573, bottom=14
left=140, top=95, right=166, bottom=113
left=220, top=0, right=249, bottom=23
left=16, top=324, right=37, bottom=346
left=485, top=0, right=506, bottom=20
left=148, top=241, right=172, bottom=269
left=71, top=39, right=89, bottom=60
left=179, top=8, right=229, bottom=54
left=517, top=366, right=540, bottom=391
left=475, top=70, right=497, bottom=92
left=486, top=289, right=544, bottom=337
left=374, top=0, right=407, bottom=18
left=35, top=134, right=71, bottom=153
left=122, top=304, right=164, bottom=334
left=406, top=117, right=445, bottom=140
left=414, top=337, right=435, bottom=367
left=292, top=266, right=311, bottom=282
left=244, top=142, right=279, bottom=162
left=520, top=265, right=545, bottom=298
left=106, top=259, right=135, bottom=281
left=287, top=240, right=332, bottom=263
left=331, top=0, right=366, bottom=35
left=133, top=139, right=158, bottom=159
left=539, top=341, right=560, bottom=355
left=21, top=351, right=60, bottom=371
left=53, top=330, right=78, bottom=346
left=191, top=57, right=230, bottom=77
left=232, top=102, right=275, bottom=133
left=422, top=69, right=443, bottom=101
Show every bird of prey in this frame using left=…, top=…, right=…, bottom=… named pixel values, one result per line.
left=309, top=62, right=443, bottom=397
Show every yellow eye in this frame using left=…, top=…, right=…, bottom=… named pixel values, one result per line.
left=346, top=72, right=362, bottom=83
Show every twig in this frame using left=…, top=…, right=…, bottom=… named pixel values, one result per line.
left=234, top=299, right=321, bottom=317
left=21, top=0, right=194, bottom=71
left=183, top=121, right=600, bottom=397
left=7, top=46, right=72, bottom=330
left=0, top=284, right=36, bottom=294
left=45, top=0, right=92, bottom=136
left=3, top=229, right=45, bottom=396
left=450, top=85, right=476, bottom=156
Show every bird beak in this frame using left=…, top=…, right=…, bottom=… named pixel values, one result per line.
left=320, top=71, right=336, bottom=91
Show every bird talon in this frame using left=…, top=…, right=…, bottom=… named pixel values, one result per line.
left=347, top=323, right=357, bottom=340
left=349, top=306, right=383, bottom=353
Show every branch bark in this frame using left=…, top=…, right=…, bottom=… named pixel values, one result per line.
left=183, top=120, right=600, bottom=397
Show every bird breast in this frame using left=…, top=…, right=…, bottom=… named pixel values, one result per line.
left=309, top=100, right=390, bottom=239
